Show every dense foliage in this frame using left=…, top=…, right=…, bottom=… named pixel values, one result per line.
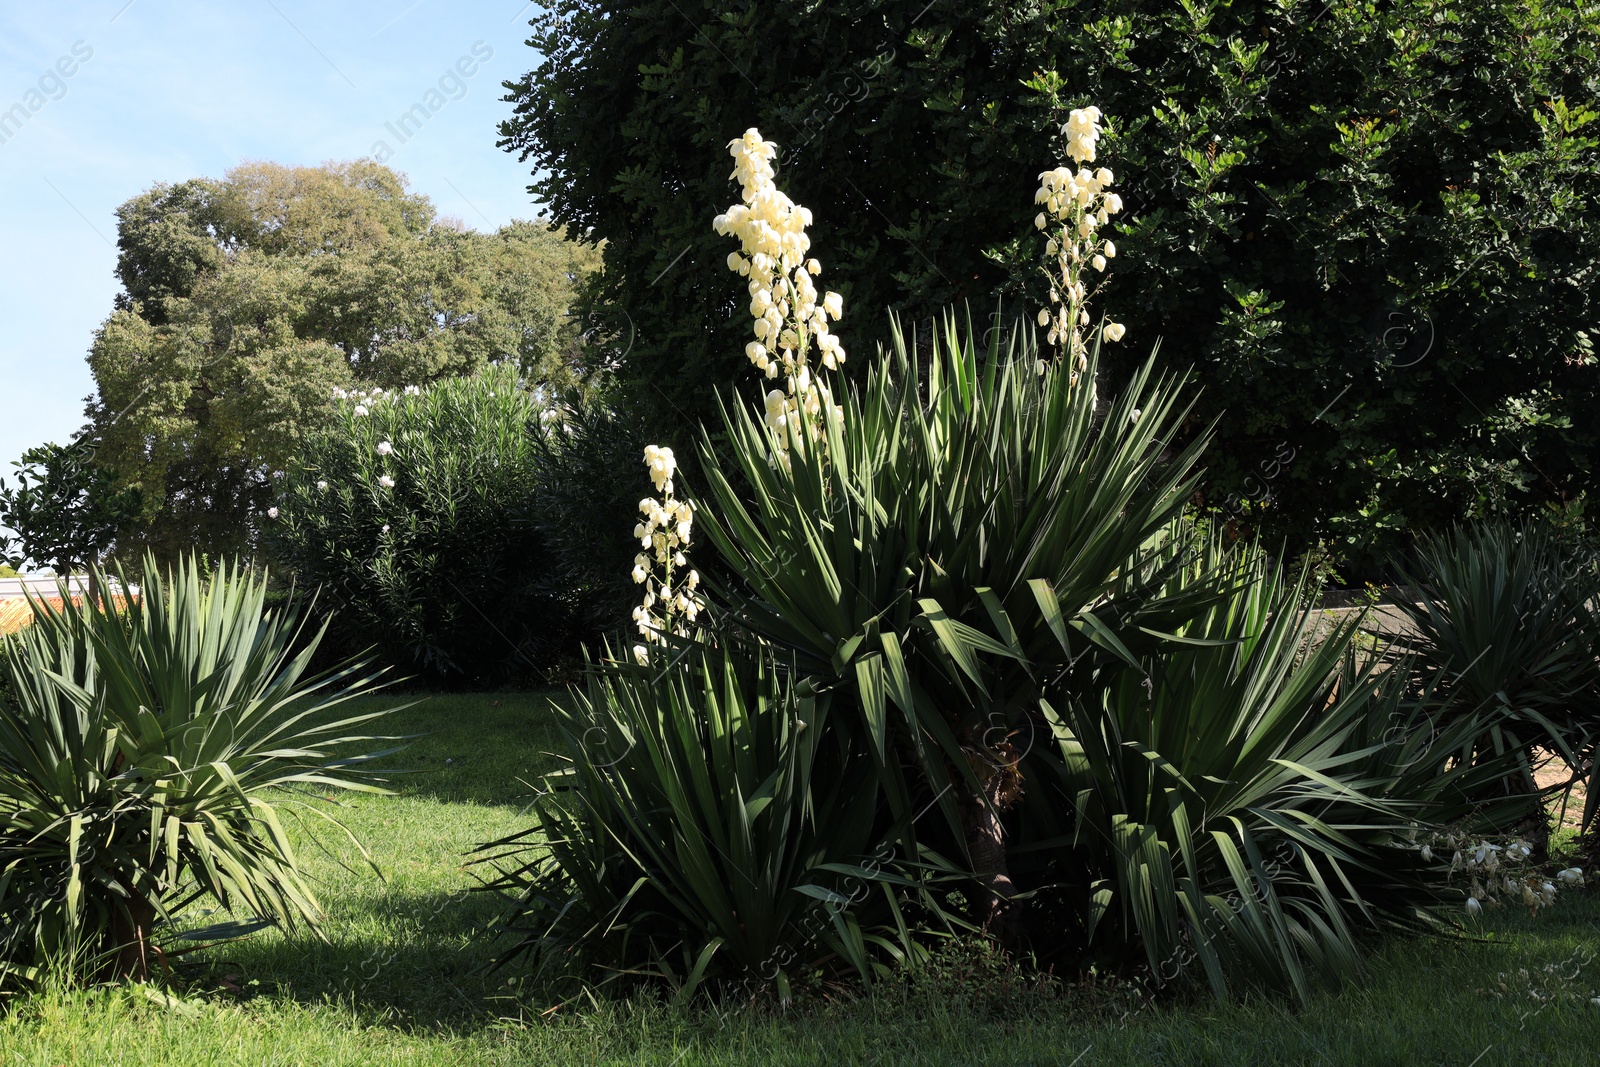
left=526, top=390, right=652, bottom=641
left=268, top=366, right=581, bottom=685
left=85, top=160, right=601, bottom=564
left=0, top=439, right=141, bottom=575
left=0, top=556, right=393, bottom=989
left=479, top=639, right=928, bottom=999
left=502, top=0, right=1600, bottom=565
left=1395, top=523, right=1600, bottom=842
left=486, top=318, right=1537, bottom=1000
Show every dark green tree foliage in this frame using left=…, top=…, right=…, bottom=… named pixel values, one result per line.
left=501, top=0, right=1600, bottom=564
left=0, top=440, right=141, bottom=575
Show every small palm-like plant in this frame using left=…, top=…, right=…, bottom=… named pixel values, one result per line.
left=695, top=313, right=1217, bottom=932
left=478, top=638, right=930, bottom=1001
left=1037, top=540, right=1525, bottom=998
left=0, top=555, right=396, bottom=988
left=1394, top=522, right=1600, bottom=840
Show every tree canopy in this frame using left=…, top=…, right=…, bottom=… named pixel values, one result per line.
left=85, top=160, right=601, bottom=563
left=501, top=0, right=1600, bottom=567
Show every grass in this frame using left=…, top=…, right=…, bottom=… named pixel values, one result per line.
left=3, top=690, right=1599, bottom=1065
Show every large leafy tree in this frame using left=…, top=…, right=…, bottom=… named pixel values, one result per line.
left=85, top=161, right=601, bottom=563
left=501, top=0, right=1600, bottom=566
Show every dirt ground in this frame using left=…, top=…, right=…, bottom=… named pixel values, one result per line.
left=1536, top=755, right=1590, bottom=832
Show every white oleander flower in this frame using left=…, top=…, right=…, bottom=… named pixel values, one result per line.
left=377, top=441, right=393, bottom=456
left=378, top=475, right=395, bottom=489
left=317, top=480, right=329, bottom=491
left=266, top=507, right=279, bottom=519
left=353, top=404, right=369, bottom=417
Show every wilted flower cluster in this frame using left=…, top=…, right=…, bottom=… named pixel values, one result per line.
left=714, top=128, right=846, bottom=449
left=630, top=445, right=702, bottom=664
left=1419, top=831, right=1584, bottom=918
left=1034, top=106, right=1125, bottom=380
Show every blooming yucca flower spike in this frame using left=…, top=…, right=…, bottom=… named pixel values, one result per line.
left=630, top=444, right=703, bottom=664
left=1034, top=106, right=1125, bottom=384
left=713, top=128, right=846, bottom=452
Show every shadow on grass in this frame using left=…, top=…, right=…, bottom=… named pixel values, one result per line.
left=344, top=690, right=576, bottom=811
left=195, top=887, right=524, bottom=1033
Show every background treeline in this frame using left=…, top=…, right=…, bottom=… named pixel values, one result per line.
left=4, top=0, right=1598, bottom=687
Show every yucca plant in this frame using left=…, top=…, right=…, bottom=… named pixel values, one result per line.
left=1032, top=539, right=1526, bottom=999
left=1393, top=522, right=1600, bottom=841
left=694, top=312, right=1221, bottom=933
left=477, top=638, right=936, bottom=1001
left=0, top=555, right=397, bottom=989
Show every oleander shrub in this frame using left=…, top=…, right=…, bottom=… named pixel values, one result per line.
left=0, top=556, right=394, bottom=991
left=269, top=365, right=580, bottom=684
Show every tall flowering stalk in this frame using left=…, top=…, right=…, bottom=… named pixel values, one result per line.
left=626, top=130, right=848, bottom=652
left=714, top=129, right=846, bottom=450
left=630, top=444, right=701, bottom=664
left=1034, top=106, right=1125, bottom=381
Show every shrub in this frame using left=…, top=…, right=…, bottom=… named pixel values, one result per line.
left=527, top=389, right=654, bottom=641
left=0, top=556, right=394, bottom=990
left=269, top=365, right=579, bottom=684
left=696, top=316, right=1530, bottom=996
left=1035, top=538, right=1526, bottom=998
left=1395, top=522, right=1600, bottom=843
left=478, top=639, right=934, bottom=1000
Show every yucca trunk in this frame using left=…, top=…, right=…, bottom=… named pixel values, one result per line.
left=109, top=896, right=157, bottom=981
left=964, top=773, right=1021, bottom=937
left=962, top=744, right=1025, bottom=939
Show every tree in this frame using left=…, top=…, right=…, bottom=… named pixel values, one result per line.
left=501, top=0, right=1600, bottom=567
left=0, top=439, right=142, bottom=580
left=86, top=161, right=601, bottom=563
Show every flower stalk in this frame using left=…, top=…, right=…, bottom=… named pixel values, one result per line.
left=1034, top=106, right=1125, bottom=383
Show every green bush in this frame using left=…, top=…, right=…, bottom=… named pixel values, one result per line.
left=527, top=389, right=654, bottom=640
left=695, top=317, right=1211, bottom=936
left=1037, top=538, right=1522, bottom=998
left=269, top=365, right=580, bottom=684
left=502, top=0, right=1600, bottom=566
left=0, top=556, right=394, bottom=990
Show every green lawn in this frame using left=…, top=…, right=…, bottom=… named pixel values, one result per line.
left=3, top=691, right=1598, bottom=1065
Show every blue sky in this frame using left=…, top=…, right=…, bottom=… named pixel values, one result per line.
left=0, top=0, right=546, bottom=479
